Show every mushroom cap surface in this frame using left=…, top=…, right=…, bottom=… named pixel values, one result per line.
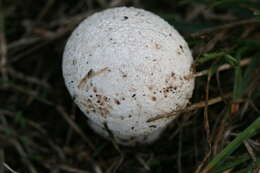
left=63, top=7, right=194, bottom=145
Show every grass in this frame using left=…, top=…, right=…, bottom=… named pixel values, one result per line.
left=0, top=0, right=260, bottom=173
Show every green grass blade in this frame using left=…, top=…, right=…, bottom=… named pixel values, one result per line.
left=195, top=52, right=226, bottom=66
left=211, top=155, right=250, bottom=173
left=205, top=116, right=260, bottom=172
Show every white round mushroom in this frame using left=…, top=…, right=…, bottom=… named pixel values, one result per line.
left=62, top=7, right=195, bottom=146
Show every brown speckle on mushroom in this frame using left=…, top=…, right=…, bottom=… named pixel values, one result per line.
left=155, top=43, right=161, bottom=49
left=114, top=99, right=121, bottom=105
left=151, top=96, right=157, bottom=101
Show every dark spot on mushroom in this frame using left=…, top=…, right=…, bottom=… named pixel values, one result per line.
left=131, top=127, right=135, bottom=130
left=171, top=72, right=175, bottom=77
left=72, top=60, right=77, bottom=65
left=114, top=99, right=120, bottom=105
left=151, top=96, right=157, bottom=101
left=179, top=45, right=183, bottom=50
left=97, top=45, right=100, bottom=47
left=90, top=95, right=93, bottom=98
left=104, top=96, right=109, bottom=102
left=149, top=125, right=157, bottom=128
left=148, top=86, right=153, bottom=91
left=89, top=54, right=92, bottom=56
left=177, top=51, right=181, bottom=55
left=69, top=80, right=74, bottom=83
left=142, top=94, right=146, bottom=96
left=120, top=116, right=124, bottom=120
left=155, top=43, right=161, bottom=49
left=153, top=92, right=156, bottom=94
left=151, top=72, right=154, bottom=76
left=152, top=59, right=157, bottom=62
left=169, top=33, right=172, bottom=37
left=86, top=61, right=89, bottom=64
left=183, top=75, right=189, bottom=80
left=132, top=94, right=136, bottom=98
left=122, top=74, right=127, bottom=78
left=123, top=16, right=128, bottom=20
left=110, top=38, right=113, bottom=40
left=93, top=87, right=97, bottom=93
left=87, top=69, right=94, bottom=78
left=128, top=115, right=132, bottom=118
left=122, top=97, right=125, bottom=100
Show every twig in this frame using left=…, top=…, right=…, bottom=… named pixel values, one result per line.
left=135, top=154, right=150, bottom=171
left=9, top=139, right=38, bottom=173
left=37, top=0, right=56, bottom=20
left=78, top=67, right=110, bottom=89
left=177, top=125, right=183, bottom=173
left=5, top=83, right=53, bottom=105
left=147, top=93, right=231, bottom=122
left=8, top=68, right=50, bottom=89
left=56, top=106, right=95, bottom=151
left=0, top=149, right=4, bottom=173
left=196, top=69, right=213, bottom=173
left=59, top=165, right=92, bottom=173
left=0, top=0, right=8, bottom=82
left=186, top=58, right=252, bottom=79
left=3, top=163, right=19, bottom=173
left=190, top=18, right=259, bottom=37
left=243, top=141, right=257, bottom=162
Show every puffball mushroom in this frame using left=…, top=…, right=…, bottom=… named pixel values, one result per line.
left=62, top=7, right=194, bottom=146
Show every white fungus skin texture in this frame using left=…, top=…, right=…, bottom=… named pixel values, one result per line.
left=63, top=7, right=194, bottom=146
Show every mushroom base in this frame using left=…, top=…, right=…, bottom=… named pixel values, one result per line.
left=88, top=119, right=166, bottom=146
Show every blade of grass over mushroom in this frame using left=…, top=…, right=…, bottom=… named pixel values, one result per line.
left=202, top=116, right=260, bottom=172
left=194, top=52, right=226, bottom=66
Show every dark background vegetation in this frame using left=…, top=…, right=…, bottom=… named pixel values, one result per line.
left=0, top=0, right=260, bottom=173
